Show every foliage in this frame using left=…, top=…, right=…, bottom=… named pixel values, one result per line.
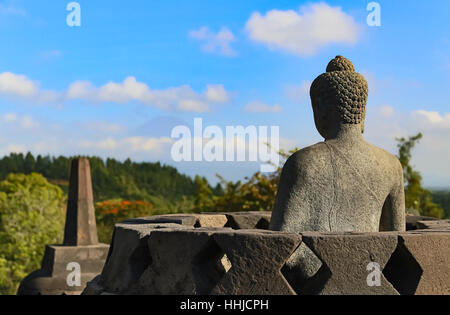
left=396, top=133, right=445, bottom=218
left=431, top=191, right=450, bottom=219
left=0, top=153, right=199, bottom=202
left=0, top=173, right=65, bottom=295
left=195, top=148, right=297, bottom=213
left=95, top=199, right=154, bottom=243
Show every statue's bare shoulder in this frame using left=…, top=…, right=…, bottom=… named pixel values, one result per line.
left=366, top=142, right=404, bottom=181
left=282, top=142, right=332, bottom=183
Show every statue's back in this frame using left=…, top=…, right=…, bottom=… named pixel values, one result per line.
left=271, top=139, right=404, bottom=233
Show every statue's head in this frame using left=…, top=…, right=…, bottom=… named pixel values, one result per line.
left=310, top=56, right=369, bottom=139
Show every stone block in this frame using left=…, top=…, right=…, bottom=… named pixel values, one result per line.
left=406, top=215, right=439, bottom=230
left=136, top=214, right=228, bottom=228
left=301, top=232, right=399, bottom=295
left=97, top=222, right=182, bottom=294
left=416, top=220, right=450, bottom=230
left=222, top=212, right=272, bottom=230
left=397, top=232, right=450, bottom=295
left=130, top=227, right=228, bottom=295
left=210, top=230, right=301, bottom=295
left=18, top=244, right=109, bottom=295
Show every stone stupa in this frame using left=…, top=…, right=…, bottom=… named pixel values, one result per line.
left=18, top=158, right=109, bottom=295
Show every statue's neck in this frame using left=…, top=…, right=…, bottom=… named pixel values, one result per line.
left=325, top=124, right=364, bottom=142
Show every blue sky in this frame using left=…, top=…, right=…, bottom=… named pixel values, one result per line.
left=0, top=0, right=449, bottom=187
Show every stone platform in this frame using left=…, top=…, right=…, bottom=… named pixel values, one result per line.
left=83, top=212, right=450, bottom=295
left=18, top=244, right=109, bottom=295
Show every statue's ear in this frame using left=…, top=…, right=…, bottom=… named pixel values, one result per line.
left=314, top=97, right=324, bottom=116
left=317, top=98, right=329, bottom=121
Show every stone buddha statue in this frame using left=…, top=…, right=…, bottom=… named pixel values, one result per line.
left=270, top=56, right=405, bottom=234
left=269, top=56, right=406, bottom=288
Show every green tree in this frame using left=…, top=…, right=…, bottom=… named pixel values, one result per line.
left=193, top=176, right=214, bottom=212
left=0, top=173, right=65, bottom=295
left=95, top=199, right=154, bottom=243
left=203, top=147, right=298, bottom=213
left=396, top=133, right=444, bottom=218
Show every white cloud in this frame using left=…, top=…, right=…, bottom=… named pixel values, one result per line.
left=0, top=72, right=37, bottom=96
left=0, top=72, right=62, bottom=104
left=243, top=101, right=282, bottom=113
left=245, top=3, right=359, bottom=56
left=67, top=136, right=174, bottom=159
left=2, top=113, right=18, bottom=123
left=378, top=105, right=395, bottom=118
left=284, top=80, right=311, bottom=103
left=67, top=78, right=231, bottom=112
left=411, top=110, right=450, bottom=129
left=98, top=76, right=150, bottom=103
left=363, top=107, right=450, bottom=187
left=1, top=113, right=39, bottom=129
left=205, top=84, right=230, bottom=103
left=189, top=26, right=237, bottom=57
left=7, top=144, right=26, bottom=153
left=0, top=72, right=231, bottom=112
left=97, top=138, right=118, bottom=150
left=66, top=81, right=95, bottom=100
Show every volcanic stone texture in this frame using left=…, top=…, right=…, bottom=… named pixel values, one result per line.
left=83, top=213, right=450, bottom=295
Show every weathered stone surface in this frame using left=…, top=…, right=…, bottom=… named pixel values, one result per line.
left=210, top=230, right=301, bottom=295
left=18, top=244, right=109, bottom=295
left=79, top=218, right=450, bottom=296
left=398, top=232, right=450, bottom=295
left=64, top=158, right=99, bottom=246
left=416, top=220, right=450, bottom=230
left=281, top=242, right=323, bottom=293
left=130, top=228, right=229, bottom=295
left=136, top=214, right=198, bottom=226
left=97, top=221, right=182, bottom=294
left=137, top=213, right=228, bottom=228
left=196, top=214, right=228, bottom=228
left=222, top=211, right=272, bottom=230
left=301, top=232, right=399, bottom=295
left=82, top=275, right=104, bottom=295
left=271, top=56, right=405, bottom=234
left=406, top=215, right=439, bottom=230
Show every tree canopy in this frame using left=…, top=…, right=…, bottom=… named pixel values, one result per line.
left=396, top=133, right=445, bottom=218
left=0, top=173, right=65, bottom=295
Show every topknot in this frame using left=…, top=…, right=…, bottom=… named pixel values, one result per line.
left=326, top=55, right=355, bottom=73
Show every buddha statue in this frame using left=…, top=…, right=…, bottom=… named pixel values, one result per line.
left=269, top=56, right=406, bottom=288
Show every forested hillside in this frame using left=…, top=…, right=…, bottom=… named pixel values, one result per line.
left=0, top=153, right=198, bottom=202
left=431, top=191, right=450, bottom=219
left=0, top=151, right=448, bottom=219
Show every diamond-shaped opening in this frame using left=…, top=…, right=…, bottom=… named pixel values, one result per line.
left=255, top=218, right=270, bottom=230
left=281, top=243, right=331, bottom=295
left=383, top=241, right=423, bottom=295
left=192, top=239, right=231, bottom=295
left=224, top=216, right=240, bottom=230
